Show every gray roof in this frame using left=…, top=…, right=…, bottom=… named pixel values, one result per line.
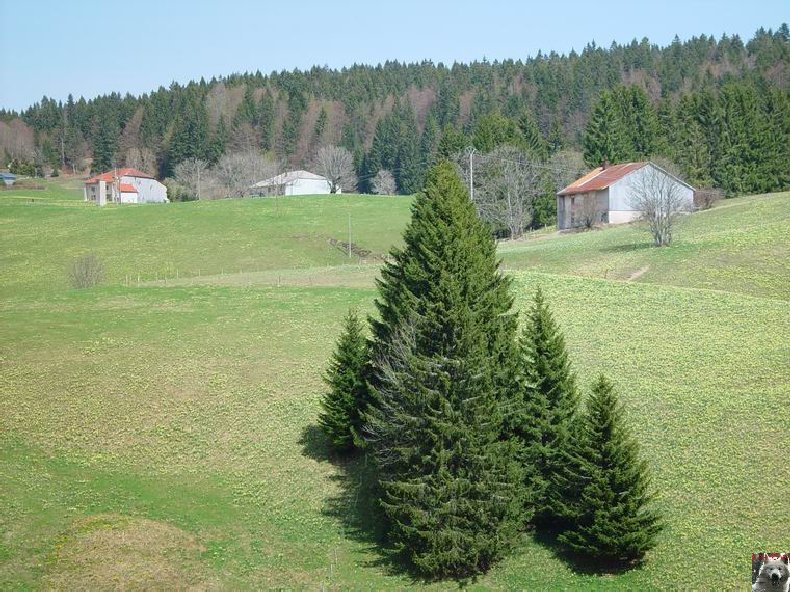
left=252, top=170, right=327, bottom=187
left=0, top=171, right=16, bottom=179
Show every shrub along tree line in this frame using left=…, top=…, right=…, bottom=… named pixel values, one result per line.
left=319, top=162, right=663, bottom=578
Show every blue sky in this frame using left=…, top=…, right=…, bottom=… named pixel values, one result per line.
left=0, top=0, right=786, bottom=111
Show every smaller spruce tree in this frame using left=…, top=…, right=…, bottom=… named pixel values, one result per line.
left=557, top=374, right=663, bottom=564
left=318, top=309, right=369, bottom=452
left=516, top=286, right=580, bottom=525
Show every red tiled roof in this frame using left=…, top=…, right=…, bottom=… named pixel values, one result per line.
left=558, top=162, right=647, bottom=196
left=119, top=183, right=138, bottom=193
left=85, top=168, right=153, bottom=184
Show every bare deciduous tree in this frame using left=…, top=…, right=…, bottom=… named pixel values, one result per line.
left=473, top=146, right=543, bottom=239
left=547, top=149, right=587, bottom=194
left=68, top=253, right=103, bottom=289
left=372, top=169, right=396, bottom=195
left=229, top=122, right=260, bottom=153
left=628, top=164, right=691, bottom=246
left=215, top=150, right=280, bottom=197
left=314, top=145, right=356, bottom=193
left=174, top=157, right=209, bottom=200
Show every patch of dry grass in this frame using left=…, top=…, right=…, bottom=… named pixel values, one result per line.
left=44, top=514, right=214, bottom=591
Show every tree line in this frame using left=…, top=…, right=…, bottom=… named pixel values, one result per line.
left=319, top=162, right=663, bottom=578
left=1, top=24, right=787, bottom=204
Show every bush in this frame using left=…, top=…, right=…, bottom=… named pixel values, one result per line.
left=68, top=253, right=104, bottom=288
left=694, top=188, right=723, bottom=210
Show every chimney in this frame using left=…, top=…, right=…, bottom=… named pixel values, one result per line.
left=601, top=159, right=609, bottom=170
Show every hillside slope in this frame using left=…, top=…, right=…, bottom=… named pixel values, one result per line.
left=1, top=191, right=788, bottom=589
left=501, top=192, right=790, bottom=299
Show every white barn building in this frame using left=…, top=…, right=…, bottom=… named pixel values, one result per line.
left=557, top=161, right=694, bottom=229
left=84, top=168, right=168, bottom=205
left=251, top=170, right=334, bottom=196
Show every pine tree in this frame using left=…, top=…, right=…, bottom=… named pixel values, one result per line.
left=365, top=162, right=524, bottom=578
left=557, top=375, right=663, bottom=564
left=318, top=309, right=369, bottom=453
left=515, top=286, right=580, bottom=525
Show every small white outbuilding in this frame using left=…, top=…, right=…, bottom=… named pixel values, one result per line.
left=251, top=170, right=334, bottom=196
left=557, top=161, right=694, bottom=230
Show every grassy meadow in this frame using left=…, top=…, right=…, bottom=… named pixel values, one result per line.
left=1, top=180, right=788, bottom=589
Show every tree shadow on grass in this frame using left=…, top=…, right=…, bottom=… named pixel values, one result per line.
left=531, top=525, right=648, bottom=577
left=299, top=425, right=431, bottom=583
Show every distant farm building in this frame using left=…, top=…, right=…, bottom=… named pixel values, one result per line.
left=251, top=170, right=334, bottom=196
left=0, top=171, right=16, bottom=186
left=84, top=168, right=168, bottom=205
left=557, top=162, right=694, bottom=230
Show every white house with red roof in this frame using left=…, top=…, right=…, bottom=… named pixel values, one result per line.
left=556, top=161, right=693, bottom=230
left=84, top=168, right=168, bottom=205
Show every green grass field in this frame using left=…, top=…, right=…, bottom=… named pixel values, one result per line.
left=1, top=182, right=788, bottom=589
left=0, top=175, right=85, bottom=203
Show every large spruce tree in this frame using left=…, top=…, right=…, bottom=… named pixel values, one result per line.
left=515, top=287, right=580, bottom=525
left=364, top=162, right=524, bottom=578
left=318, top=309, right=369, bottom=453
left=557, top=375, right=663, bottom=564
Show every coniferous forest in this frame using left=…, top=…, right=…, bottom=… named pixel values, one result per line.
left=2, top=25, right=788, bottom=199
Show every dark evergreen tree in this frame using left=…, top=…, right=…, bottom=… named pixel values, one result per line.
left=314, top=106, right=328, bottom=140
left=557, top=374, right=663, bottom=564
left=672, top=94, right=715, bottom=187
left=258, top=91, right=275, bottom=151
left=394, top=103, right=422, bottom=194
left=547, top=119, right=566, bottom=155
left=365, top=162, right=524, bottom=578
left=91, top=118, right=119, bottom=172
left=583, top=90, right=630, bottom=167
left=234, top=84, right=258, bottom=128
left=166, top=94, right=209, bottom=174
left=419, top=114, right=441, bottom=172
left=714, top=82, right=770, bottom=195
left=437, top=124, right=467, bottom=159
left=280, top=89, right=307, bottom=155
left=206, top=117, right=228, bottom=164
left=515, top=287, right=580, bottom=525
left=472, top=112, right=522, bottom=152
left=612, top=85, right=662, bottom=159
left=318, top=309, right=369, bottom=452
left=518, top=110, right=549, bottom=161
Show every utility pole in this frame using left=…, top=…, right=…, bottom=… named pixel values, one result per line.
left=468, top=146, right=478, bottom=201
